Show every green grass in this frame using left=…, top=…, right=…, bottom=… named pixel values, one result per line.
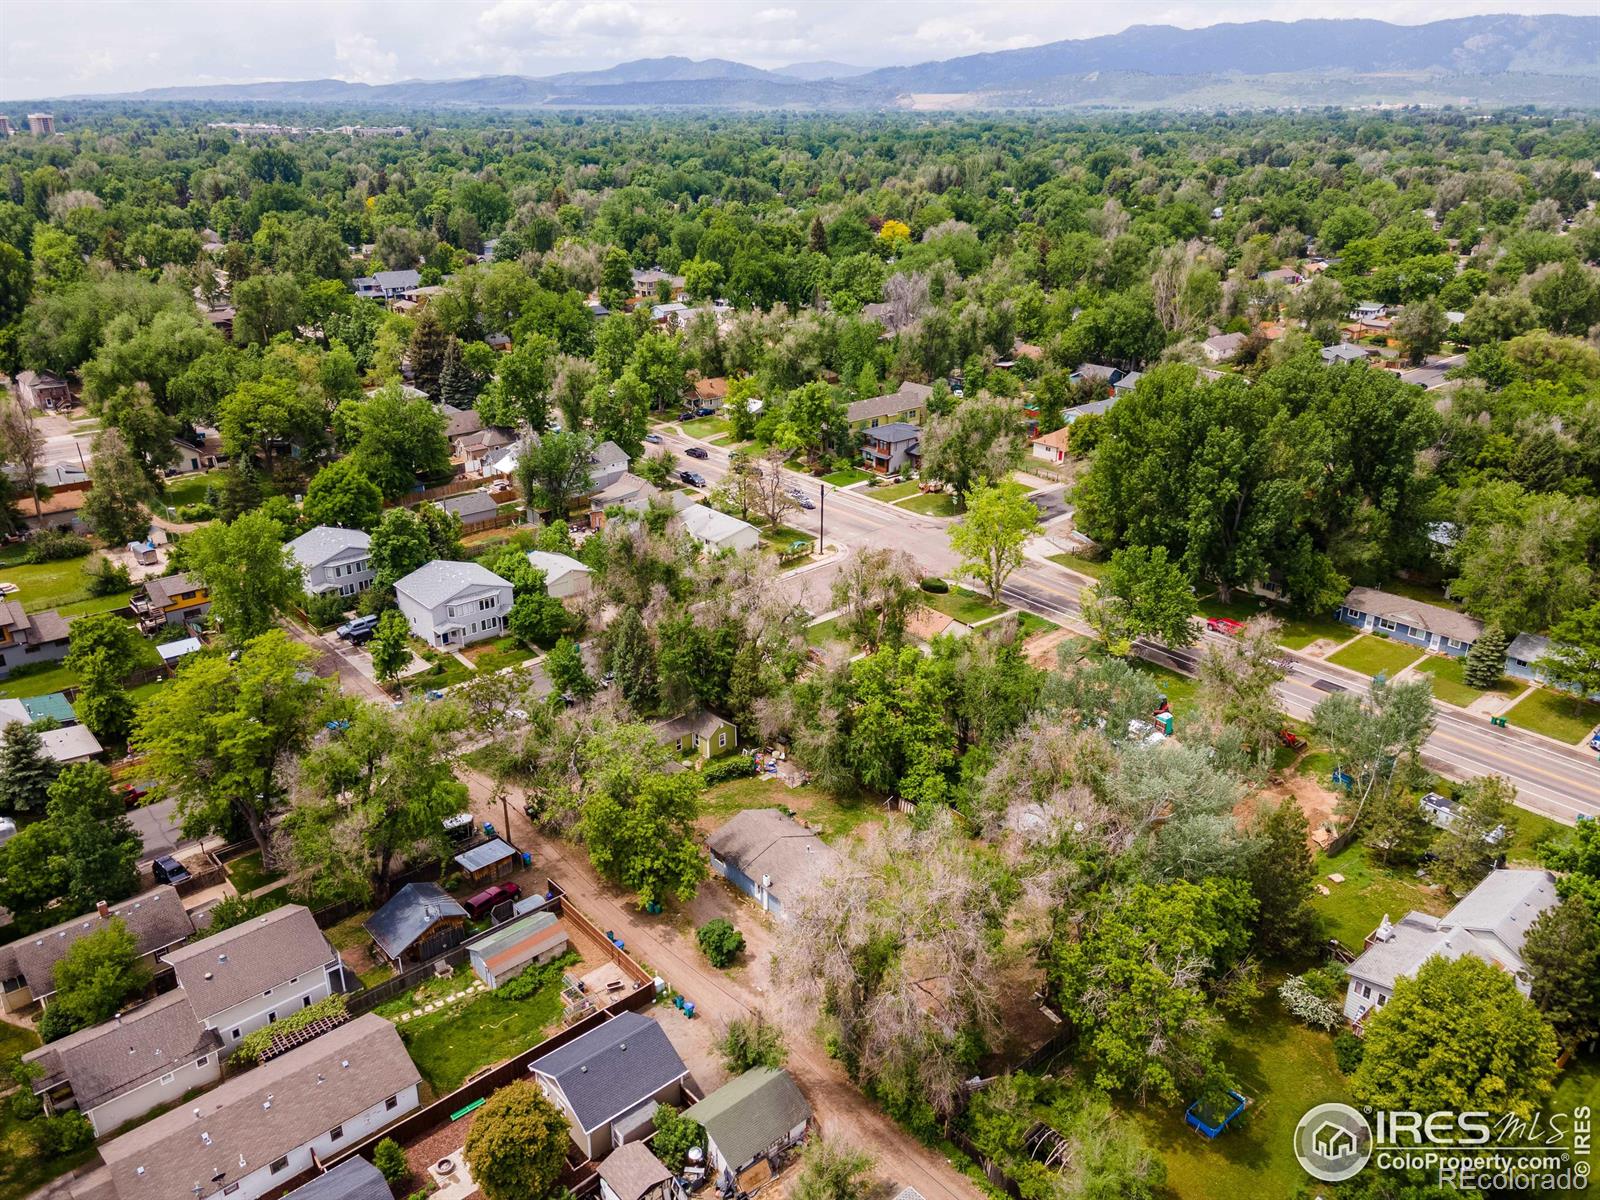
left=225, top=850, right=285, bottom=895
left=1326, top=634, right=1425, bottom=678
left=392, top=962, right=567, bottom=1093
left=161, top=469, right=230, bottom=509
left=1552, top=1055, right=1600, bottom=1142
left=679, top=416, right=731, bottom=440
left=821, top=467, right=872, bottom=487
left=465, top=636, right=537, bottom=673
left=56, top=589, right=134, bottom=618
left=0, top=662, right=79, bottom=700
left=0, top=1022, right=39, bottom=1062
left=1, top=555, right=102, bottom=612
left=923, top=586, right=1007, bottom=625
left=1015, top=612, right=1059, bottom=638
left=324, top=910, right=377, bottom=955
left=865, top=480, right=920, bottom=503
left=1383, top=577, right=1463, bottom=611
left=1046, top=552, right=1107, bottom=579
left=1310, top=841, right=1448, bottom=952
left=1504, top=807, right=1570, bottom=865
left=408, top=651, right=475, bottom=692
left=1127, top=658, right=1200, bottom=724
left=803, top=615, right=849, bottom=648
left=1504, top=686, right=1600, bottom=745
left=0, top=1103, right=98, bottom=1200
left=1278, top=612, right=1354, bottom=651
left=759, top=525, right=815, bottom=550
left=702, top=776, right=879, bottom=842
left=1195, top=592, right=1271, bottom=623
left=1413, top=655, right=1524, bottom=709
left=896, top=491, right=959, bottom=517
left=1132, top=997, right=1350, bottom=1200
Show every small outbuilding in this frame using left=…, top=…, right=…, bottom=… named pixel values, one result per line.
left=453, top=837, right=520, bottom=884
left=363, top=882, right=468, bottom=967
left=469, top=911, right=570, bottom=989
left=681, top=1067, right=812, bottom=1191
left=598, top=1141, right=682, bottom=1200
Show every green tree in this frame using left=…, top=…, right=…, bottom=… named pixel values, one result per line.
left=406, top=307, right=450, bottom=398
left=950, top=477, right=1039, bottom=605
left=1449, top=488, right=1596, bottom=634
left=369, top=507, right=434, bottom=596
left=80, top=428, right=153, bottom=546
left=1433, top=776, right=1514, bottom=896
left=372, top=1138, right=408, bottom=1185
left=715, top=1012, right=788, bottom=1073
left=64, top=612, right=143, bottom=681
left=1086, top=545, right=1197, bottom=650
left=181, top=510, right=303, bottom=646
left=791, top=1139, right=876, bottom=1200
left=918, top=395, right=1028, bottom=505
left=697, top=917, right=745, bottom=967
left=488, top=333, right=556, bottom=431
left=218, top=377, right=326, bottom=478
left=42, top=921, right=152, bottom=1043
left=462, top=1081, right=569, bottom=1200
left=46, top=763, right=141, bottom=913
left=1461, top=625, right=1509, bottom=690
left=1352, top=955, right=1558, bottom=1120
left=651, top=1104, right=705, bottom=1171
left=1243, top=798, right=1320, bottom=958
left=370, top=610, right=412, bottom=683
left=1544, top=819, right=1600, bottom=916
left=775, top=381, right=846, bottom=464
left=0, top=722, right=58, bottom=814
left=546, top=635, right=596, bottom=701
left=1543, top=601, right=1600, bottom=714
left=133, top=631, right=328, bottom=857
left=1194, top=616, right=1286, bottom=764
left=1312, top=677, right=1435, bottom=841
left=0, top=820, right=69, bottom=933
left=516, top=430, right=592, bottom=518
left=301, top=458, right=384, bottom=531
left=1523, top=896, right=1600, bottom=1051
left=830, top=547, right=920, bottom=650
left=335, top=382, right=452, bottom=498
left=231, top=272, right=303, bottom=345
left=1392, top=298, right=1447, bottom=365
left=581, top=770, right=707, bottom=908
left=605, top=605, right=659, bottom=711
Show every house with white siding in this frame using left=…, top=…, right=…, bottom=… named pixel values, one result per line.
left=394, top=561, right=512, bottom=649
left=286, top=527, right=373, bottom=599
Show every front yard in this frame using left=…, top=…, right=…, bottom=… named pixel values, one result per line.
left=923, top=586, right=1008, bottom=625
left=865, top=480, right=921, bottom=503
left=1046, top=552, right=1107, bottom=579
left=821, top=467, right=872, bottom=487
left=1504, top=686, right=1600, bottom=745
left=896, top=491, right=960, bottom=517
left=1326, top=634, right=1424, bottom=678
left=462, top=635, right=537, bottom=672
left=1413, top=655, right=1524, bottom=709
left=679, top=416, right=732, bottom=441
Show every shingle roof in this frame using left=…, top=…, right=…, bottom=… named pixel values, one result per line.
left=597, top=1141, right=674, bottom=1200
left=287, top=527, right=370, bottom=570
left=363, top=883, right=466, bottom=960
left=1507, top=633, right=1550, bottom=663
left=1341, top=587, right=1483, bottom=645
left=435, top=491, right=499, bottom=520
left=706, top=809, right=838, bottom=908
left=98, top=1015, right=418, bottom=1200
left=1203, top=333, right=1246, bottom=357
left=678, top=503, right=757, bottom=547
left=864, top=422, right=921, bottom=444
left=525, top=550, right=591, bottom=585
left=845, top=382, right=933, bottom=425
left=529, top=1011, right=687, bottom=1132
left=680, top=1068, right=811, bottom=1170
left=280, top=1157, right=393, bottom=1200
left=439, top=405, right=483, bottom=439
left=40, top=724, right=103, bottom=763
left=653, top=710, right=728, bottom=741
left=591, top=439, right=629, bottom=467
left=162, top=906, right=334, bottom=1019
left=7, top=887, right=192, bottom=996
left=143, top=574, right=203, bottom=608
left=393, top=561, right=511, bottom=610
left=1321, top=342, right=1370, bottom=363
left=22, top=992, right=220, bottom=1110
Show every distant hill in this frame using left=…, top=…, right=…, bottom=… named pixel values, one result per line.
left=34, top=15, right=1600, bottom=110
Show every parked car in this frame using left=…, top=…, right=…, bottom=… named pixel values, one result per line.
left=677, top=410, right=696, bottom=422
left=118, top=783, right=149, bottom=807
left=679, top=470, right=707, bottom=487
left=644, top=432, right=663, bottom=444
left=1206, top=617, right=1246, bottom=636
left=152, top=856, right=192, bottom=886
left=348, top=624, right=378, bottom=647
left=685, top=446, right=709, bottom=460
left=336, top=614, right=378, bottom=641
left=795, top=496, right=815, bottom=510
left=464, top=881, right=522, bottom=920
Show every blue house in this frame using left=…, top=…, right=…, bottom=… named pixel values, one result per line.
left=705, top=809, right=838, bottom=922
left=1505, top=633, right=1551, bottom=684
left=1336, top=587, right=1482, bottom=658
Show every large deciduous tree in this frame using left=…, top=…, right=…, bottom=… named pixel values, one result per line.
left=462, top=1081, right=569, bottom=1200
left=181, top=509, right=303, bottom=646
left=581, top=770, right=705, bottom=909
left=1312, top=677, right=1435, bottom=842
left=830, top=546, right=921, bottom=650
left=515, top=430, right=592, bottom=518
left=301, top=458, right=384, bottom=531
left=80, top=427, right=154, bottom=546
left=950, top=477, right=1039, bottom=605
left=1084, top=545, right=1198, bottom=653
left=918, top=394, right=1027, bottom=505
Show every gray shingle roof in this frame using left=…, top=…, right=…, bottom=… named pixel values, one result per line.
left=525, top=550, right=591, bottom=585
left=680, top=1067, right=811, bottom=1170
left=162, top=905, right=334, bottom=1019
left=1341, top=587, right=1483, bottom=645
left=4, top=887, right=193, bottom=997
left=22, top=992, right=220, bottom=1110
left=706, top=809, right=838, bottom=908
left=1507, top=633, right=1550, bottom=663
left=846, top=382, right=933, bottom=425
left=529, top=1011, right=687, bottom=1132
left=287, top=527, right=370, bottom=571
left=363, top=883, right=466, bottom=960
left=597, top=1141, right=673, bottom=1200
left=281, top=1157, right=392, bottom=1200
left=435, top=491, right=499, bottom=520
left=393, top=560, right=511, bottom=609
left=863, top=422, right=921, bottom=444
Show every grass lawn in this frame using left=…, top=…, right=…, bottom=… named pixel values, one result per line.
left=923, top=586, right=1007, bottom=625
left=56, top=589, right=134, bottom=618
left=1311, top=841, right=1449, bottom=952
left=324, top=910, right=376, bottom=956
left=1504, top=686, right=1600, bottom=745
left=1553, top=1055, right=1600, bottom=1138
left=3, top=555, right=102, bottom=612
left=1504, top=806, right=1570, bottom=865
left=464, top=636, right=536, bottom=673
left=821, top=467, right=872, bottom=487
left=803, top=615, right=849, bottom=648
left=225, top=849, right=285, bottom=895
left=391, top=961, right=567, bottom=1093
left=1015, top=612, right=1060, bottom=638
left=0, top=662, right=79, bottom=700
left=1046, top=552, right=1107, bottom=579
left=865, top=480, right=920, bottom=503
left=1127, top=659, right=1200, bottom=724
left=0, top=1104, right=98, bottom=1200
left=1413, top=655, right=1524, bottom=709
left=1132, top=997, right=1350, bottom=1200
left=679, top=416, right=731, bottom=441
left=161, top=469, right=230, bottom=509
left=1326, top=635, right=1424, bottom=678
left=701, top=775, right=879, bottom=842
left=1279, top=612, right=1355, bottom=651
left=408, top=649, right=475, bottom=691
left=1195, top=592, right=1275, bottom=623
left=759, top=525, right=815, bottom=550
left=896, top=491, right=959, bottom=517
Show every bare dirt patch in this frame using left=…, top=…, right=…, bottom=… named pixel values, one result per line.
left=1241, top=770, right=1341, bottom=851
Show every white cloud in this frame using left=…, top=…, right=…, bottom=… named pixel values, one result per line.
left=333, top=33, right=401, bottom=84
left=755, top=7, right=798, bottom=22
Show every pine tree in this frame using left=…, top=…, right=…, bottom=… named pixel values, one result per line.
left=407, top=307, right=449, bottom=399
left=1462, top=625, right=1509, bottom=690
left=0, top=722, right=59, bottom=814
left=439, top=337, right=482, bottom=409
left=607, top=607, right=659, bottom=712
left=808, top=214, right=827, bottom=254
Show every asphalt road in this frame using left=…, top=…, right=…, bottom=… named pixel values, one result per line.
left=659, top=426, right=1600, bottom=825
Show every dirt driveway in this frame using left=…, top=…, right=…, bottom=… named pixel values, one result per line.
left=457, top=765, right=981, bottom=1200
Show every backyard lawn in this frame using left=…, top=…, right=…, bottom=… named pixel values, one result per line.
left=2, top=555, right=108, bottom=612
left=225, top=850, right=285, bottom=895
left=1413, top=655, right=1524, bottom=709
left=803, top=615, right=848, bottom=648
left=1384, top=577, right=1463, bottom=611
left=1504, top=686, right=1600, bottom=745
left=1046, top=552, right=1107, bottom=579
left=463, top=636, right=537, bottom=672
left=161, top=469, right=230, bottom=509
left=896, top=491, right=959, bottom=517
left=679, top=416, right=731, bottom=441
left=821, top=467, right=872, bottom=487
left=923, top=586, right=1007, bottom=625
left=56, top=589, right=134, bottom=618
left=1326, top=635, right=1424, bottom=678
left=865, top=480, right=920, bottom=503
left=701, top=775, right=879, bottom=842
left=1310, top=841, right=1449, bottom=952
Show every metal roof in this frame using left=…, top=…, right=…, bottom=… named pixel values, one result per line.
left=681, top=1067, right=811, bottom=1170
left=454, top=838, right=518, bottom=873
left=363, top=883, right=466, bottom=960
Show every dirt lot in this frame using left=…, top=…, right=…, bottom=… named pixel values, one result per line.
left=1241, top=767, right=1342, bottom=850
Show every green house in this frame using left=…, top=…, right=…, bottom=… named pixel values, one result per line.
left=653, top=710, right=737, bottom=761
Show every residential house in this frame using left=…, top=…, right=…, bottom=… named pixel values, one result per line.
left=1030, top=426, right=1071, bottom=466
left=16, top=369, right=72, bottom=411
left=528, top=1010, right=689, bottom=1160
left=1111, top=371, right=1142, bottom=397
left=589, top=472, right=663, bottom=528
left=452, top=837, right=520, bottom=885
left=1068, top=363, right=1123, bottom=388
left=201, top=306, right=235, bottom=339
left=161, top=905, right=346, bottom=1054
left=677, top=503, right=760, bottom=554
left=486, top=332, right=512, bottom=352
left=468, top=911, right=569, bottom=990
left=351, top=269, right=421, bottom=301
left=279, top=1157, right=392, bottom=1200
left=589, top=440, right=632, bottom=492
left=435, top=490, right=500, bottom=524
left=393, top=560, right=513, bottom=649
left=525, top=550, right=593, bottom=599
left=1061, top=396, right=1117, bottom=425
left=1344, top=869, right=1557, bottom=1025
left=1320, top=343, right=1371, bottom=366
left=287, top=527, right=374, bottom=599
left=20, top=486, right=89, bottom=534
left=0, top=888, right=193, bottom=1013
left=133, top=573, right=211, bottom=629
left=655, top=710, right=738, bottom=762
left=457, top=427, right=516, bottom=476
left=23, top=992, right=223, bottom=1137
left=845, top=382, right=933, bottom=432
left=1350, top=302, right=1387, bottom=323
left=690, top=375, right=729, bottom=411
left=39, top=724, right=103, bottom=764
left=860, top=422, right=921, bottom=475
left=1505, top=633, right=1551, bottom=684
left=172, top=426, right=225, bottom=473
left=96, top=1014, right=421, bottom=1200
left=439, top=404, right=483, bottom=442
left=598, top=1142, right=682, bottom=1200
left=905, top=606, right=972, bottom=643
left=157, top=637, right=203, bottom=669
left=706, top=809, right=838, bottom=921
left=680, top=1067, right=812, bottom=1191
left=1201, top=333, right=1246, bottom=363
left=0, top=602, right=69, bottom=679
left=1336, top=586, right=1482, bottom=658
left=631, top=268, right=685, bottom=299
left=363, top=882, right=468, bottom=967
left=1259, top=267, right=1304, bottom=287
left=650, top=301, right=692, bottom=327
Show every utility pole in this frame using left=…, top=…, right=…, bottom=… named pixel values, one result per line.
left=817, top=482, right=825, bottom=558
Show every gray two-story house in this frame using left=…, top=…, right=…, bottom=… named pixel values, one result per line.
left=394, top=561, right=513, bottom=649
left=286, top=527, right=373, bottom=599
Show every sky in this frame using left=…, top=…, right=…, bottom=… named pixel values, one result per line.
left=0, top=0, right=1592, bottom=100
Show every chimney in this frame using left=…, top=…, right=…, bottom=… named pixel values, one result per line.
left=97, top=900, right=109, bottom=918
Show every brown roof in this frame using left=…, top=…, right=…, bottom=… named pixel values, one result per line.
left=597, top=1141, right=673, bottom=1200
left=99, top=1015, right=419, bottom=1200
left=1031, top=427, right=1071, bottom=452
left=0, top=600, right=27, bottom=634
left=905, top=605, right=968, bottom=642
left=27, top=608, right=70, bottom=642
left=846, top=382, right=933, bottom=425
left=23, top=991, right=219, bottom=1109
left=440, top=405, right=483, bottom=440
left=692, top=376, right=729, bottom=401
left=143, top=574, right=204, bottom=608
left=706, top=809, right=838, bottom=907
left=1342, top=587, right=1484, bottom=644
left=162, top=906, right=334, bottom=1019
left=24, top=489, right=87, bottom=517
left=4, top=887, right=193, bottom=997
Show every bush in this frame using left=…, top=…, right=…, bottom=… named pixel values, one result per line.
left=25, top=531, right=91, bottom=562
left=175, top=502, right=216, bottom=522
left=305, top=590, right=350, bottom=629
left=29, top=1111, right=93, bottom=1155
left=650, top=1103, right=704, bottom=1170
left=1278, top=974, right=1343, bottom=1031
left=701, top=754, right=757, bottom=785
left=716, top=1013, right=788, bottom=1072
left=919, top=577, right=949, bottom=593
left=373, top=1137, right=409, bottom=1183
left=85, top=557, right=132, bottom=596
left=1333, top=1030, right=1365, bottom=1075
left=697, top=918, right=745, bottom=968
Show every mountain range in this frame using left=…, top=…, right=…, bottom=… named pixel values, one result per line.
left=34, top=15, right=1600, bottom=110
